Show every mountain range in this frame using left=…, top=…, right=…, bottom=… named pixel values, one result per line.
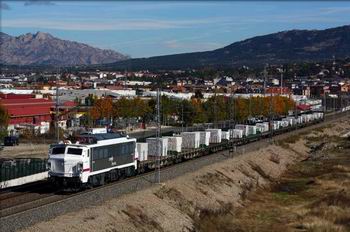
left=1, top=25, right=349, bottom=69
left=103, top=25, right=350, bottom=70
left=0, top=32, right=128, bottom=66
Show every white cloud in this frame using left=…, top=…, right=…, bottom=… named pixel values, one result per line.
left=2, top=17, right=234, bottom=31
left=24, top=1, right=55, bottom=6
left=164, top=40, right=222, bottom=51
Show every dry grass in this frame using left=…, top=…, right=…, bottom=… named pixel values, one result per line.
left=224, top=139, right=350, bottom=232
left=189, top=130, right=350, bottom=232
left=121, top=205, right=163, bottom=232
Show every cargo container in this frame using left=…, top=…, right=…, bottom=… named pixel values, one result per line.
left=256, top=123, right=269, bottom=133
left=205, top=129, right=222, bottom=143
left=229, top=129, right=244, bottom=138
left=221, top=131, right=230, bottom=140
left=285, top=117, right=296, bottom=126
left=247, top=125, right=257, bottom=136
left=273, top=121, right=280, bottom=130
left=136, top=143, right=148, bottom=161
left=87, top=128, right=107, bottom=134
left=199, top=131, right=210, bottom=146
left=181, top=132, right=200, bottom=149
left=234, top=125, right=248, bottom=137
left=282, top=118, right=290, bottom=127
left=165, top=136, right=182, bottom=153
left=301, top=114, right=310, bottom=123
left=146, top=137, right=168, bottom=157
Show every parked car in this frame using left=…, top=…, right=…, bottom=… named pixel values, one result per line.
left=4, top=136, right=19, bottom=146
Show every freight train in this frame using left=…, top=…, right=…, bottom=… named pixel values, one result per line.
left=48, top=112, right=324, bottom=189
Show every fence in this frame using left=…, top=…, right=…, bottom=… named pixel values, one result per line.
left=0, top=158, right=48, bottom=182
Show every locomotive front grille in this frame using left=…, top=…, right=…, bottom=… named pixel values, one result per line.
left=50, top=159, right=78, bottom=176
left=52, top=159, right=65, bottom=173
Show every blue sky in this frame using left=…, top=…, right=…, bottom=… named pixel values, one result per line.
left=1, top=1, right=350, bottom=58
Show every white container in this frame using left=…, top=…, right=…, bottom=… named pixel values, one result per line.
left=181, top=132, right=200, bottom=149
left=229, top=129, right=243, bottom=138
left=235, top=124, right=248, bottom=137
left=301, top=114, right=309, bottom=123
left=136, top=143, right=148, bottom=161
left=282, top=118, right=290, bottom=127
left=256, top=123, right=268, bottom=133
left=199, top=131, right=210, bottom=146
left=222, top=131, right=230, bottom=140
left=146, top=137, right=168, bottom=157
left=279, top=120, right=288, bottom=128
left=165, top=136, right=182, bottom=153
left=273, top=121, right=280, bottom=130
left=297, top=116, right=303, bottom=124
left=247, top=125, right=257, bottom=136
left=87, top=128, right=107, bottom=134
left=205, top=129, right=222, bottom=143
left=286, top=117, right=297, bottom=126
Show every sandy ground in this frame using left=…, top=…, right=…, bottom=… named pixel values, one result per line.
left=0, top=144, right=50, bottom=159
left=19, top=116, right=350, bottom=232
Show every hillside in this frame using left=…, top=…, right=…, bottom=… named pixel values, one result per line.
left=0, top=32, right=129, bottom=66
left=102, top=25, right=350, bottom=70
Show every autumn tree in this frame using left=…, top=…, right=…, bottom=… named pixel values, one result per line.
left=90, top=97, right=113, bottom=125
left=0, top=103, right=9, bottom=139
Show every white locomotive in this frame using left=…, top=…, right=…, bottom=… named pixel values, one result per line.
left=48, top=128, right=137, bottom=188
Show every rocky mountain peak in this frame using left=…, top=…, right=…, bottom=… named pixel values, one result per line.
left=0, top=31, right=129, bottom=66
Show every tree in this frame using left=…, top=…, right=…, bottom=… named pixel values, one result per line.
left=90, top=97, right=113, bottom=125
left=0, top=103, right=9, bottom=139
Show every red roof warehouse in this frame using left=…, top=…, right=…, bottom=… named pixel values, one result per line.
left=0, top=94, right=54, bottom=126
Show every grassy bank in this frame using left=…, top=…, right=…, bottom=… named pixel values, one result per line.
left=193, top=135, right=350, bottom=232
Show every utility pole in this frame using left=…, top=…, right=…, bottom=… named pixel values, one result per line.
left=280, top=66, right=283, bottom=95
left=214, top=86, right=218, bottom=128
left=55, top=69, right=60, bottom=143
left=155, top=88, right=161, bottom=184
left=181, top=102, right=184, bottom=132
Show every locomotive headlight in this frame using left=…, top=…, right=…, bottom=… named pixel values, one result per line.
left=78, top=162, right=83, bottom=172
left=47, top=161, right=51, bottom=170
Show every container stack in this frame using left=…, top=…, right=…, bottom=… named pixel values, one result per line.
left=181, top=132, right=200, bottom=149
left=165, top=136, right=182, bottom=153
left=205, top=129, right=222, bottom=143
left=146, top=137, right=168, bottom=157
left=199, top=131, right=210, bottom=146
left=136, top=143, right=148, bottom=161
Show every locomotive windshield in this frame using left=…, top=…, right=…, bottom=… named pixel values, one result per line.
left=51, top=146, right=66, bottom=154
left=50, top=145, right=83, bottom=155
left=67, top=148, right=83, bottom=155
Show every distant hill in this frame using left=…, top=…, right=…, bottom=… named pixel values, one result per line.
left=0, top=32, right=129, bottom=66
left=101, top=25, right=350, bottom=70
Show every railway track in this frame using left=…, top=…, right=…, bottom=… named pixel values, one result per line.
left=0, top=111, right=349, bottom=232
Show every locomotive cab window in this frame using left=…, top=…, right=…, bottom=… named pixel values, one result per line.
left=67, top=148, right=83, bottom=155
left=51, top=146, right=66, bottom=154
